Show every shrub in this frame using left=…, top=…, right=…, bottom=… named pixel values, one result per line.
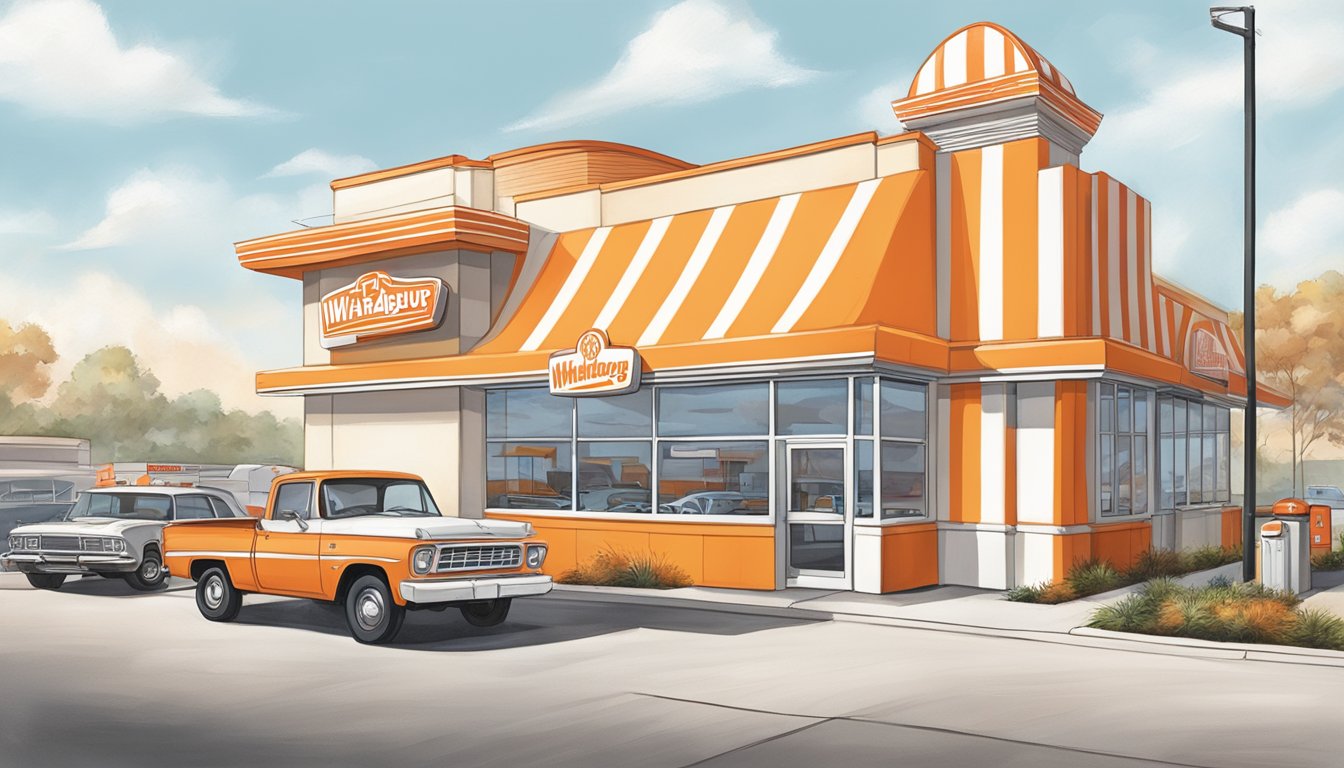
left=1289, top=609, right=1344, bottom=651
left=1311, top=549, right=1344, bottom=570
left=558, top=547, right=692, bottom=589
left=1126, top=549, right=1185, bottom=581
left=1090, top=594, right=1157, bottom=632
left=1066, top=559, right=1125, bottom=595
left=1037, top=582, right=1080, bottom=604
left=1182, top=545, right=1240, bottom=572
left=1005, top=583, right=1046, bottom=603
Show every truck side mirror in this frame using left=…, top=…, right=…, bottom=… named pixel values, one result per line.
left=276, top=509, right=309, bottom=531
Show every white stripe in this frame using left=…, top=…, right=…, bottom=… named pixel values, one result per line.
left=916, top=59, right=936, bottom=95
left=1091, top=175, right=1100, bottom=335
left=1039, top=57, right=1054, bottom=79
left=1159, top=297, right=1171, bottom=357
left=705, top=195, right=799, bottom=339
left=1015, top=381, right=1056, bottom=524
left=1037, top=167, right=1064, bottom=337
left=978, top=145, right=1004, bottom=341
left=1056, top=68, right=1075, bottom=94
left=1142, top=201, right=1156, bottom=352
left=638, top=207, right=733, bottom=346
left=1012, top=47, right=1027, bottom=73
left=979, top=384, right=1006, bottom=525
left=1219, top=324, right=1244, bottom=374
left=772, top=181, right=879, bottom=333
left=321, top=555, right=402, bottom=563
left=166, top=550, right=250, bottom=558
left=1127, top=190, right=1140, bottom=343
left=593, top=216, right=671, bottom=332
left=936, top=153, right=951, bottom=339
left=983, top=27, right=1006, bottom=79
left=254, top=552, right=320, bottom=560
left=1171, top=304, right=1185, bottom=355
left=521, top=227, right=610, bottom=351
left=1107, top=179, right=1122, bottom=337
left=943, top=31, right=968, bottom=88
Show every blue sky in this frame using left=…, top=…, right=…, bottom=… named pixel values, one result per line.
left=0, top=0, right=1340, bottom=418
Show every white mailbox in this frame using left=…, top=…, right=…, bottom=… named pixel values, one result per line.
left=1260, top=519, right=1311, bottom=594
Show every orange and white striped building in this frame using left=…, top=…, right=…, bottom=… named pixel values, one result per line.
left=238, top=22, right=1286, bottom=593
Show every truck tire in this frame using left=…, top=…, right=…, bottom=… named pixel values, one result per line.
left=25, top=573, right=66, bottom=590
left=125, top=547, right=168, bottom=591
left=196, top=567, right=242, bottom=622
left=344, top=574, right=405, bottom=644
left=460, top=598, right=511, bottom=627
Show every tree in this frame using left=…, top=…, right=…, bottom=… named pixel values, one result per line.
left=1232, top=271, right=1344, bottom=496
left=0, top=319, right=57, bottom=401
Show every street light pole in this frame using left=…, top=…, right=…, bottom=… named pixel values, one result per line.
left=1210, top=6, right=1256, bottom=583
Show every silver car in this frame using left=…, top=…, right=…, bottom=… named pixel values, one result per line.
left=2, top=486, right=248, bottom=591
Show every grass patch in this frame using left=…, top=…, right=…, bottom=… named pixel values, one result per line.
left=557, top=547, right=692, bottom=589
left=1310, top=532, right=1344, bottom=571
left=1006, top=546, right=1242, bottom=604
left=1087, top=579, right=1344, bottom=650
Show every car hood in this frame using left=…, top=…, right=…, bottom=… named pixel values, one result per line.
left=10, top=518, right=161, bottom=537
left=320, top=516, right=533, bottom=540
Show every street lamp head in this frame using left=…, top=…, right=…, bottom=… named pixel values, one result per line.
left=1210, top=6, right=1253, bottom=37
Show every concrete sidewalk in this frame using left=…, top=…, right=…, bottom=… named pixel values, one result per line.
left=551, top=562, right=1344, bottom=667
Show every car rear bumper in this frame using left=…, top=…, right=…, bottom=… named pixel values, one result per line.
left=2, top=552, right=138, bottom=574
left=399, top=573, right=552, bottom=604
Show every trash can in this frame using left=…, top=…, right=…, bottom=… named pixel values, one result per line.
left=1262, top=498, right=1312, bottom=594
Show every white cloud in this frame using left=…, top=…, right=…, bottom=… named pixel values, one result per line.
left=263, top=149, right=378, bottom=180
left=58, top=165, right=330, bottom=251
left=1104, top=0, right=1344, bottom=149
left=854, top=79, right=906, bottom=135
left=1261, top=187, right=1344, bottom=288
left=0, top=0, right=276, bottom=123
left=0, top=208, right=56, bottom=234
left=0, top=270, right=300, bottom=417
left=507, top=0, right=818, bottom=132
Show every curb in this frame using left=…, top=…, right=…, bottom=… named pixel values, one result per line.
left=549, top=583, right=1344, bottom=667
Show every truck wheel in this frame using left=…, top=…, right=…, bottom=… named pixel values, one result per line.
left=25, top=573, right=66, bottom=590
left=460, top=598, right=512, bottom=627
left=125, top=548, right=168, bottom=591
left=196, top=567, right=242, bottom=622
left=344, top=575, right=405, bottom=645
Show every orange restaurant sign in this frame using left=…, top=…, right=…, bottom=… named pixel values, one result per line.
left=548, top=329, right=641, bottom=396
left=319, top=271, right=448, bottom=349
left=1187, top=323, right=1230, bottom=383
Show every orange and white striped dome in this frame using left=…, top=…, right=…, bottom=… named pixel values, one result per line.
left=907, top=22, right=1076, bottom=99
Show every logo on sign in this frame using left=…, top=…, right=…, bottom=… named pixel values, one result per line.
left=319, top=271, right=448, bottom=349
left=1187, top=324, right=1230, bottom=383
left=548, top=329, right=641, bottom=397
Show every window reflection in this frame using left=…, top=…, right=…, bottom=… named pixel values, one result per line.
left=658, top=384, right=769, bottom=437
left=657, top=441, right=768, bottom=515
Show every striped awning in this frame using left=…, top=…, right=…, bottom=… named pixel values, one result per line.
left=474, top=171, right=931, bottom=356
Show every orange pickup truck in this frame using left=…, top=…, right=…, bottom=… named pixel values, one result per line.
left=162, top=470, right=551, bottom=644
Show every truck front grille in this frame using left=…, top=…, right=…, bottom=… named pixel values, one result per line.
left=436, top=544, right=521, bottom=573
left=40, top=535, right=81, bottom=552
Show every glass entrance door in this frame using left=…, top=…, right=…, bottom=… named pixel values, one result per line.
left=785, top=443, right=850, bottom=589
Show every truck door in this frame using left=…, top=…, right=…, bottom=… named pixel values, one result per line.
left=255, top=481, right=323, bottom=596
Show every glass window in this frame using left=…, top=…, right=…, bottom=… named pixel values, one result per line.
left=855, top=440, right=873, bottom=519
left=1203, top=403, right=1217, bottom=432
left=1159, top=399, right=1173, bottom=435
left=657, top=441, right=768, bottom=515
left=1187, top=436, right=1202, bottom=504
left=1134, top=393, right=1148, bottom=433
left=1100, top=435, right=1114, bottom=516
left=855, top=378, right=874, bottom=436
left=789, top=448, right=844, bottom=513
left=577, top=441, right=654, bottom=513
left=1098, top=385, right=1149, bottom=517
left=1133, top=440, right=1149, bottom=515
left=1217, top=432, right=1231, bottom=503
left=1159, top=435, right=1175, bottom=510
left=776, top=379, right=847, bottom=436
left=1099, top=384, right=1114, bottom=433
left=1116, top=435, right=1132, bottom=515
left=1174, top=399, right=1187, bottom=433
left=273, top=483, right=313, bottom=520
left=1117, top=387, right=1132, bottom=433
left=208, top=496, right=237, bottom=518
left=174, top=495, right=215, bottom=520
left=881, top=443, right=926, bottom=519
left=577, top=390, right=652, bottom=438
left=880, top=380, right=927, bottom=440
left=487, top=441, right=572, bottom=510
left=658, top=383, right=769, bottom=437
left=487, top=388, right=572, bottom=438
left=1174, top=434, right=1187, bottom=502
left=1202, top=434, right=1217, bottom=504
left=322, top=479, right=440, bottom=518
left=1187, top=402, right=1202, bottom=436
left=1217, top=406, right=1230, bottom=432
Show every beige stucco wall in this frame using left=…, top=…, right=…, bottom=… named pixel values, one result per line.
left=333, top=167, right=458, bottom=223
left=513, top=188, right=602, bottom=233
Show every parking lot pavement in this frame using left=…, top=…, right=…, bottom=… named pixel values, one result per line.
left=3, top=574, right=1344, bottom=767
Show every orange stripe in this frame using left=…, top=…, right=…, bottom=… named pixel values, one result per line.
left=473, top=229, right=598, bottom=354
left=1067, top=166, right=1091, bottom=337
left=726, top=185, right=854, bottom=337
left=656, top=197, right=776, bottom=344
left=1054, top=380, right=1089, bottom=526
left=1004, top=410, right=1017, bottom=527
left=541, top=220, right=652, bottom=349
left=1136, top=198, right=1150, bottom=350
left=966, top=25, right=985, bottom=82
left=950, top=149, right=982, bottom=340
left=1002, top=139, right=1042, bottom=339
left=1095, top=175, right=1111, bottom=338
left=1117, top=185, right=1131, bottom=343
left=845, top=172, right=935, bottom=335
left=603, top=208, right=713, bottom=347
left=949, top=383, right=981, bottom=524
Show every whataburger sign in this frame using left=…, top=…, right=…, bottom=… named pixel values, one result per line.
left=319, top=270, right=448, bottom=349
left=549, top=329, right=642, bottom=396
left=1187, top=322, right=1230, bottom=383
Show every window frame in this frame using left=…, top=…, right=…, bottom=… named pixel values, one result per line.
left=1095, top=381, right=1153, bottom=520
left=1155, top=394, right=1232, bottom=510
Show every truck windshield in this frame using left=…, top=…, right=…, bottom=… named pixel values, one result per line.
left=322, top=480, right=441, bottom=519
left=66, top=493, right=171, bottom=521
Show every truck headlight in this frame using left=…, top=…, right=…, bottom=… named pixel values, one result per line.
left=7, top=535, right=20, bottom=551
left=108, top=538, right=126, bottom=553
left=526, top=545, right=547, bottom=569
left=81, top=537, right=102, bottom=551
left=412, top=546, right=436, bottom=575
left=24, top=536, right=39, bottom=550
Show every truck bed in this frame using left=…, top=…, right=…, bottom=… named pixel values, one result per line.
left=162, top=518, right=258, bottom=590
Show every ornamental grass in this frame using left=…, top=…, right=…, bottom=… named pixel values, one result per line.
left=1006, top=546, right=1242, bottom=604
left=1310, top=532, right=1344, bottom=571
left=1088, top=578, right=1344, bottom=651
left=558, top=547, right=693, bottom=589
